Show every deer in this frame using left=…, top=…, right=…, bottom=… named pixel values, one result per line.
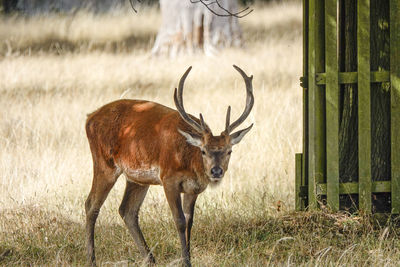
left=84, top=65, right=254, bottom=267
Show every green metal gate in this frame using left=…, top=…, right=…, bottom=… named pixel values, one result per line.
left=295, top=0, right=400, bottom=213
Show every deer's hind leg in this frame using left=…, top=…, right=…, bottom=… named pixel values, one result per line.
left=119, top=180, right=155, bottom=263
left=85, top=160, right=121, bottom=266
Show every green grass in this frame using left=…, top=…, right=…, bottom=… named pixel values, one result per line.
left=2, top=206, right=400, bottom=266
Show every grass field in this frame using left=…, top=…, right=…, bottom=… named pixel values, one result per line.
left=1, top=2, right=400, bottom=266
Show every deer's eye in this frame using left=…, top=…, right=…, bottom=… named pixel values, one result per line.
left=227, top=150, right=232, bottom=155
left=201, top=150, right=206, bottom=155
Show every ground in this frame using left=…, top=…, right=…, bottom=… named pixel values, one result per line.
left=1, top=2, right=400, bottom=266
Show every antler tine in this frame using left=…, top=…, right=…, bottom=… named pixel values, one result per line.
left=199, top=113, right=211, bottom=132
left=174, top=66, right=204, bottom=133
left=199, top=113, right=205, bottom=128
left=224, top=106, right=231, bottom=133
left=228, top=65, right=254, bottom=133
left=177, top=66, right=192, bottom=105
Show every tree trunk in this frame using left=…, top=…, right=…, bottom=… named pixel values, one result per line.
left=370, top=0, right=390, bottom=181
left=152, top=0, right=242, bottom=56
left=339, top=0, right=358, bottom=182
left=338, top=0, right=391, bottom=211
left=338, top=0, right=390, bottom=182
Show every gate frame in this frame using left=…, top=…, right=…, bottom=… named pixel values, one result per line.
left=295, top=0, right=400, bottom=213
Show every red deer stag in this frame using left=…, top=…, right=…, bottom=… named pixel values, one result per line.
left=85, top=65, right=254, bottom=266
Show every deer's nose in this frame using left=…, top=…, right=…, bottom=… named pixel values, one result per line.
left=211, top=166, right=223, bottom=178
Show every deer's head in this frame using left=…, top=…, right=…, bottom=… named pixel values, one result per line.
left=174, top=65, right=254, bottom=183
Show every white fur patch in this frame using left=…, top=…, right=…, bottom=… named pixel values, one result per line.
left=123, top=166, right=162, bottom=185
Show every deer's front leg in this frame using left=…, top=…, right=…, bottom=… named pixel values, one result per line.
left=183, top=193, right=198, bottom=260
left=163, top=184, right=191, bottom=267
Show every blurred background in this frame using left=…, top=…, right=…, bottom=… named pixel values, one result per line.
left=0, top=0, right=303, bottom=265
left=1, top=0, right=274, bottom=13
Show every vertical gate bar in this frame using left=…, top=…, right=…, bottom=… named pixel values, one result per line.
left=390, top=0, right=400, bottom=214
left=308, top=0, right=326, bottom=209
left=302, top=0, right=309, bottom=209
left=295, top=154, right=303, bottom=210
left=357, top=0, right=372, bottom=213
left=307, top=0, right=317, bottom=208
left=325, top=0, right=340, bottom=211
left=315, top=0, right=326, bottom=199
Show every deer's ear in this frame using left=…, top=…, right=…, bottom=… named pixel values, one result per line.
left=230, top=124, right=253, bottom=145
left=178, top=129, right=203, bottom=147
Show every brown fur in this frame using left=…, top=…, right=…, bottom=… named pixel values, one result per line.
left=85, top=99, right=212, bottom=267
left=84, top=66, right=253, bottom=267
left=86, top=99, right=206, bottom=182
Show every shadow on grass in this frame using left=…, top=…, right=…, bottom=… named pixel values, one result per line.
left=0, top=17, right=301, bottom=57
left=0, top=32, right=157, bottom=57
left=0, top=206, right=183, bottom=266
left=1, top=206, right=400, bottom=266
left=0, top=207, right=87, bottom=266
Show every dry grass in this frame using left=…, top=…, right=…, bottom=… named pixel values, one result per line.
left=0, top=7, right=160, bottom=56
left=1, top=2, right=399, bottom=266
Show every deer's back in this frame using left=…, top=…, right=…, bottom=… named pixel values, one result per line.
left=85, top=99, right=201, bottom=183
